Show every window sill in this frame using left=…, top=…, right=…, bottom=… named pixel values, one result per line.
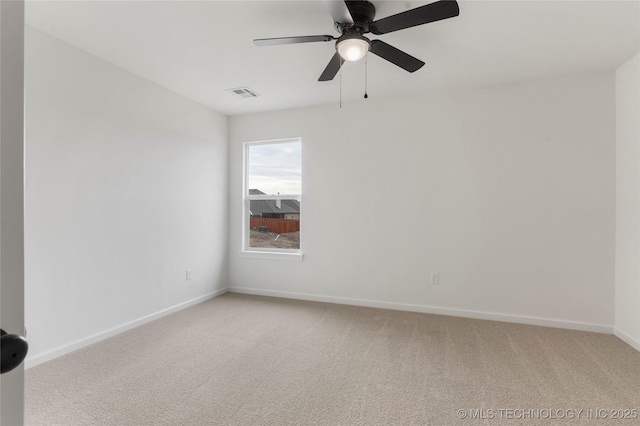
left=240, top=251, right=304, bottom=262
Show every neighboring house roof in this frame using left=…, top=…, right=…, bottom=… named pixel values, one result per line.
left=249, top=189, right=300, bottom=216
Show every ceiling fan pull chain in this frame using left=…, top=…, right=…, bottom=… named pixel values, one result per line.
left=339, top=66, right=343, bottom=109
left=364, top=55, right=368, bottom=99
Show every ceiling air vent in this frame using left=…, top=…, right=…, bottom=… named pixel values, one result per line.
left=226, top=87, right=260, bottom=99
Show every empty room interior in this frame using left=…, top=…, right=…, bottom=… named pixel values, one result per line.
left=1, top=0, right=640, bottom=424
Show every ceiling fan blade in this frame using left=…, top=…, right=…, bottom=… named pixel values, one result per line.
left=253, top=35, right=335, bottom=46
left=369, top=40, right=425, bottom=73
left=370, top=0, right=459, bottom=35
left=323, top=0, right=354, bottom=25
left=318, top=52, right=345, bottom=81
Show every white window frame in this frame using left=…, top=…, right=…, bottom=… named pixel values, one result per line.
left=242, top=138, right=303, bottom=261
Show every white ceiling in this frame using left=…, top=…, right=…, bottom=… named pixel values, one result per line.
left=26, top=0, right=640, bottom=116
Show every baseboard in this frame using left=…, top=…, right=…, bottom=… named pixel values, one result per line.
left=613, top=328, right=640, bottom=352
left=229, top=287, right=613, bottom=334
left=25, top=287, right=229, bottom=369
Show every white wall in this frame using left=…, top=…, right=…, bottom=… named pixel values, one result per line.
left=615, top=53, right=640, bottom=351
left=1, top=1, right=26, bottom=423
left=229, top=72, right=616, bottom=332
left=24, top=27, right=229, bottom=366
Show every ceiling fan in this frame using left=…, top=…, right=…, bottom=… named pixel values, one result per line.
left=254, top=0, right=460, bottom=82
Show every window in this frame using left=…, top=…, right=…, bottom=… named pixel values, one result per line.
left=243, top=138, right=301, bottom=257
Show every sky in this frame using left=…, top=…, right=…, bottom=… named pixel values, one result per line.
left=248, top=141, right=301, bottom=195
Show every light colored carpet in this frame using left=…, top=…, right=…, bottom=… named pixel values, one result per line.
left=25, top=293, right=640, bottom=425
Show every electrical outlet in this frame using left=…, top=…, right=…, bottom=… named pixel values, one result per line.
left=186, top=269, right=192, bottom=281
left=431, top=273, right=439, bottom=285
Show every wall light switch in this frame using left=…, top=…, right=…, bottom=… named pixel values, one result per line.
left=431, top=273, right=439, bottom=285
left=186, top=269, right=192, bottom=281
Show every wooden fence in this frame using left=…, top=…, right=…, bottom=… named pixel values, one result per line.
left=250, top=217, right=300, bottom=234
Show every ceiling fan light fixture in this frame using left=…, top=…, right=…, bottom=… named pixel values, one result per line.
left=254, top=0, right=460, bottom=81
left=336, top=37, right=370, bottom=62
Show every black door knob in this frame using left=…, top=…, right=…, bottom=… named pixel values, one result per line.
left=1, top=329, right=28, bottom=374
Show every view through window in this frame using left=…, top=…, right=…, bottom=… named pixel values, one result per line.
left=245, top=139, right=301, bottom=252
